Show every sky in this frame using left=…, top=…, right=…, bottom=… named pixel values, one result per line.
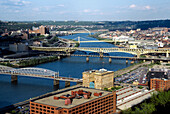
left=0, top=0, right=170, bottom=21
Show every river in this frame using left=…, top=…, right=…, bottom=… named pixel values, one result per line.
left=0, top=33, right=134, bottom=109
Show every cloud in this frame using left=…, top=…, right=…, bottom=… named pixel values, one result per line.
left=1, top=0, right=31, bottom=7
left=144, top=5, right=151, bottom=10
left=57, top=4, right=65, bottom=7
left=129, top=4, right=152, bottom=10
left=32, top=8, right=40, bottom=12
left=82, top=9, right=100, bottom=13
left=129, top=4, right=136, bottom=8
left=83, top=9, right=91, bottom=13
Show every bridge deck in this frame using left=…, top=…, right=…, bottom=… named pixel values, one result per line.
left=0, top=66, right=82, bottom=82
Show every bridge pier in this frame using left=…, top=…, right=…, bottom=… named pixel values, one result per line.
left=99, top=53, right=103, bottom=58
left=160, top=60, right=163, bottom=63
left=77, top=81, right=82, bottom=85
left=126, top=60, right=128, bottom=64
left=151, top=60, right=154, bottom=63
left=109, top=58, right=112, bottom=63
left=86, top=56, right=89, bottom=62
left=65, top=81, right=70, bottom=87
left=166, top=52, right=169, bottom=58
left=11, top=75, right=18, bottom=83
left=130, top=61, right=134, bottom=64
left=54, top=80, right=59, bottom=86
left=58, top=56, right=61, bottom=60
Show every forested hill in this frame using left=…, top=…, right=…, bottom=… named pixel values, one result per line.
left=0, top=19, right=170, bottom=34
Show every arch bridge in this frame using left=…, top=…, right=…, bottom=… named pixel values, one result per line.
left=30, top=46, right=170, bottom=58
left=0, top=65, right=82, bottom=87
left=70, top=27, right=91, bottom=35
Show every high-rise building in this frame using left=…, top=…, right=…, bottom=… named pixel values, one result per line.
left=30, top=85, right=117, bottom=114
left=39, top=25, right=45, bottom=35
left=83, top=69, right=114, bottom=90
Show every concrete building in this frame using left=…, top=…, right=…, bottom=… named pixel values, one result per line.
left=9, top=43, right=17, bottom=52
left=116, top=86, right=156, bottom=110
left=83, top=69, right=114, bottom=90
left=150, top=78, right=170, bottom=91
left=29, top=25, right=49, bottom=35
left=9, top=43, right=28, bottom=52
left=30, top=85, right=117, bottom=114
left=39, top=25, right=45, bottom=35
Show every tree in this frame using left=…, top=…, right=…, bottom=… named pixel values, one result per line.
left=104, top=88, right=108, bottom=91
left=140, top=102, right=156, bottom=114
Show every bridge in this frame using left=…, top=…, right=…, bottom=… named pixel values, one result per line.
left=68, top=27, right=92, bottom=35
left=0, top=65, right=82, bottom=87
left=55, top=53, right=170, bottom=63
left=30, top=46, right=170, bottom=58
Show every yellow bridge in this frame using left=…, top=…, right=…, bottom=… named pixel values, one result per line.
left=30, top=46, right=170, bottom=58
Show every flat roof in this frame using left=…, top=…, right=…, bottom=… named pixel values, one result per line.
left=116, top=87, right=156, bottom=110
left=33, top=86, right=111, bottom=109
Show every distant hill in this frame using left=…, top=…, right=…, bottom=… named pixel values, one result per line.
left=0, top=19, right=170, bottom=34
left=0, top=21, right=41, bottom=34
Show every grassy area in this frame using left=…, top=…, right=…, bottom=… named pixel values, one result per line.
left=33, top=35, right=45, bottom=38
left=0, top=62, right=15, bottom=67
left=18, top=56, right=58, bottom=67
left=0, top=56, right=59, bottom=68
left=104, top=86, right=122, bottom=91
left=75, top=42, right=80, bottom=47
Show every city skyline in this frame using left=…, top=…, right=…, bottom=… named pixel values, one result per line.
left=0, top=0, right=170, bottom=21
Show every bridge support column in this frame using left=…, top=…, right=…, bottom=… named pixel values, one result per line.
left=65, top=81, right=70, bottom=87
left=54, top=80, right=59, bottom=86
left=58, top=56, right=61, bottom=60
left=11, top=75, right=17, bottom=83
left=166, top=52, right=169, bottom=58
left=130, top=61, right=134, bottom=64
left=77, top=81, right=82, bottom=85
left=99, top=53, right=103, bottom=58
left=109, top=58, right=112, bottom=63
left=151, top=60, right=154, bottom=63
left=126, top=60, right=128, bottom=64
left=86, top=56, right=89, bottom=62
left=160, top=60, right=163, bottom=63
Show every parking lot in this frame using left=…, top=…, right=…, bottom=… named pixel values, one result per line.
left=115, top=67, right=148, bottom=84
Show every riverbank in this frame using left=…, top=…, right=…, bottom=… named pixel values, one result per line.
left=1, top=85, right=82, bottom=113
left=88, top=34, right=125, bottom=48
left=0, top=55, right=61, bottom=68
left=114, top=61, right=151, bottom=77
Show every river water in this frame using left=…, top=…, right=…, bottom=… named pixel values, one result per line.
left=0, top=33, right=134, bottom=108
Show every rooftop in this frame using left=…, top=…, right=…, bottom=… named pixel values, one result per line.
left=83, top=68, right=114, bottom=76
left=116, top=87, right=156, bottom=110
left=33, top=86, right=111, bottom=109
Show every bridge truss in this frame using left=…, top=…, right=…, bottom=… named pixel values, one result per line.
left=30, top=46, right=170, bottom=58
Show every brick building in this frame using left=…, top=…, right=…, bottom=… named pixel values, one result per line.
left=150, top=78, right=170, bottom=91
left=83, top=69, right=114, bottom=90
left=30, top=86, right=116, bottom=114
left=29, top=25, right=49, bottom=35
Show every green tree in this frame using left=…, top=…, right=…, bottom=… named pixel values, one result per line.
left=104, top=88, right=108, bottom=91
left=140, top=102, right=156, bottom=114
